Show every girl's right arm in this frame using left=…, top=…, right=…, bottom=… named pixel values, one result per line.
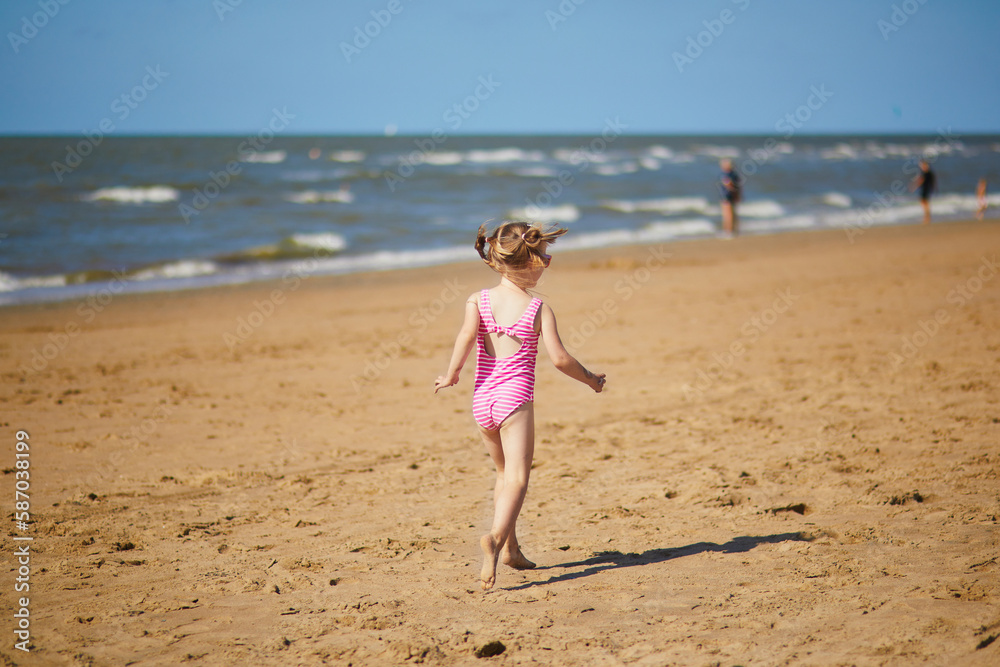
left=434, top=294, right=481, bottom=393
left=539, top=304, right=606, bottom=393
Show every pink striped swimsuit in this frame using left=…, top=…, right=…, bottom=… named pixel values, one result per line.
left=473, top=289, right=543, bottom=431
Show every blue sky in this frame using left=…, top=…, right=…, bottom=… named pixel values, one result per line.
left=2, top=0, right=999, bottom=135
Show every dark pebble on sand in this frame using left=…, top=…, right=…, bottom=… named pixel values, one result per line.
left=475, top=641, right=506, bottom=658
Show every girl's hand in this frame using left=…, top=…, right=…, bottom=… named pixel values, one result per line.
left=434, top=372, right=459, bottom=393
left=588, top=371, right=607, bottom=393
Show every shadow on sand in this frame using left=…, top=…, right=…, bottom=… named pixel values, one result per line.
left=505, top=532, right=812, bottom=591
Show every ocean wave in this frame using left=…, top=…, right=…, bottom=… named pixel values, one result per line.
left=329, top=150, right=366, bottom=162
left=82, top=186, right=179, bottom=204
left=820, top=144, right=859, bottom=161
left=289, top=233, right=348, bottom=252
left=601, top=197, right=710, bottom=215
left=513, top=167, right=560, bottom=178
left=558, top=218, right=716, bottom=251
left=220, top=232, right=349, bottom=263
left=508, top=204, right=580, bottom=223
left=131, top=260, right=218, bottom=282
left=281, top=168, right=356, bottom=182
left=645, top=145, right=675, bottom=160
left=593, top=162, right=640, bottom=176
left=741, top=215, right=817, bottom=233
left=821, top=192, right=852, bottom=208
left=738, top=200, right=786, bottom=219
left=242, top=150, right=287, bottom=164
left=464, top=148, right=546, bottom=163
left=695, top=145, right=741, bottom=160
left=552, top=148, right=613, bottom=164
left=0, top=271, right=68, bottom=292
left=284, top=189, right=354, bottom=204
left=423, top=152, right=464, bottom=166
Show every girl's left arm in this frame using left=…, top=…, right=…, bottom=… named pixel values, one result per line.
left=434, top=296, right=480, bottom=393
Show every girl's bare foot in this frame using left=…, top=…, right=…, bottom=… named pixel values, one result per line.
left=480, top=535, right=498, bottom=590
left=502, top=546, right=536, bottom=570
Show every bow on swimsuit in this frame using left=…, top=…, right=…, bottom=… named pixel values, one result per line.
left=472, top=289, right=543, bottom=431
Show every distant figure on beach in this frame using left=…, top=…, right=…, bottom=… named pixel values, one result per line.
left=718, top=159, right=742, bottom=237
left=911, top=160, right=936, bottom=224
left=435, top=221, right=606, bottom=590
left=976, top=178, right=988, bottom=220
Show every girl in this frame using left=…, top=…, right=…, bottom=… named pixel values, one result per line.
left=434, top=221, right=606, bottom=590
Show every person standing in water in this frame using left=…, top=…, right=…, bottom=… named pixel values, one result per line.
left=976, top=178, right=988, bottom=220
left=911, top=160, right=936, bottom=224
left=718, top=159, right=742, bottom=237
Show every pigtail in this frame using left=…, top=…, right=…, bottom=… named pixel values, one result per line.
left=475, top=224, right=491, bottom=264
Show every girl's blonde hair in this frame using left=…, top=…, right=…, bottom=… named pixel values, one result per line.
left=475, top=220, right=567, bottom=273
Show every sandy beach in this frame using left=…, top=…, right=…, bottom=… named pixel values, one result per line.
left=2, top=221, right=999, bottom=665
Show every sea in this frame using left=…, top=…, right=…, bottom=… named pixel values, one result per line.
left=1, top=133, right=998, bottom=306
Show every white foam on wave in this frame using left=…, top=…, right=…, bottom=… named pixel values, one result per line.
left=281, top=168, right=356, bottom=182
left=557, top=218, right=716, bottom=251
left=823, top=204, right=926, bottom=228
left=243, top=150, right=287, bottom=164
left=593, top=162, right=640, bottom=176
left=740, top=215, right=817, bottom=234
left=820, top=144, right=859, bottom=161
left=289, top=233, right=348, bottom=252
left=821, top=192, right=852, bottom=208
left=513, top=167, right=560, bottom=178
left=645, top=145, right=675, bottom=160
left=738, top=200, right=786, bottom=219
left=696, top=145, right=741, bottom=160
left=132, top=260, right=218, bottom=282
left=0, top=272, right=18, bottom=292
left=601, top=197, right=710, bottom=215
left=329, top=150, right=366, bottom=162
left=423, top=152, right=464, bottom=166
left=508, top=204, right=580, bottom=223
left=0, top=271, right=69, bottom=292
left=552, top=148, right=612, bottom=164
left=82, top=186, right=179, bottom=204
left=464, top=148, right=546, bottom=163
left=284, top=189, right=354, bottom=204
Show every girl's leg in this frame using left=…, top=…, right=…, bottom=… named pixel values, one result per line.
left=478, top=402, right=535, bottom=590
left=479, top=425, right=537, bottom=572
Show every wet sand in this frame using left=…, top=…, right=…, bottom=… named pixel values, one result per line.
left=2, top=220, right=998, bottom=665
